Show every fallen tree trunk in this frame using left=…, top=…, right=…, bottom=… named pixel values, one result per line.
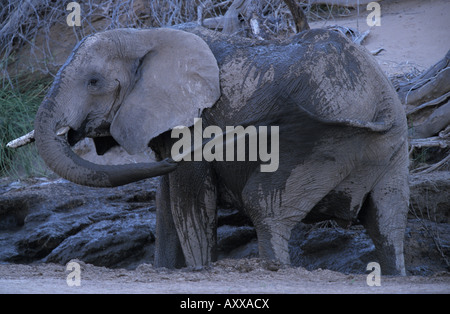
left=396, top=49, right=450, bottom=140
left=411, top=100, right=450, bottom=139
left=397, top=50, right=450, bottom=104
left=400, top=50, right=450, bottom=174
left=403, top=67, right=450, bottom=109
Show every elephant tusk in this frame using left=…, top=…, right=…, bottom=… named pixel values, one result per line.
left=56, top=126, right=71, bottom=136
left=7, top=126, right=70, bottom=149
left=6, top=130, right=35, bottom=149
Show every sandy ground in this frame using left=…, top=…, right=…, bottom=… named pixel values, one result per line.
left=310, top=0, right=450, bottom=76
left=1, top=0, right=449, bottom=295
left=0, top=259, right=449, bottom=294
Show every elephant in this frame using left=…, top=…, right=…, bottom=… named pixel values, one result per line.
left=33, top=23, right=409, bottom=275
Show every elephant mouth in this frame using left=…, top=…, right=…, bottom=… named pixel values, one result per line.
left=67, top=122, right=119, bottom=156
left=67, top=128, right=85, bottom=146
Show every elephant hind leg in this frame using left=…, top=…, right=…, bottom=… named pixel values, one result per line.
left=241, top=183, right=311, bottom=264
left=358, top=163, right=409, bottom=275
left=241, top=159, right=352, bottom=265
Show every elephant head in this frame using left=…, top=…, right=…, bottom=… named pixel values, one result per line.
left=34, top=28, right=221, bottom=187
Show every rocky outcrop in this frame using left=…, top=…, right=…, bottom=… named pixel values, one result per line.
left=0, top=172, right=449, bottom=275
left=0, top=178, right=158, bottom=267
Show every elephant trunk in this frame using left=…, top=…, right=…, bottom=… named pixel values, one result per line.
left=34, top=98, right=177, bottom=187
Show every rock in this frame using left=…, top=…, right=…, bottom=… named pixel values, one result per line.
left=409, top=171, right=450, bottom=223
left=44, top=208, right=156, bottom=269
left=221, top=239, right=259, bottom=260
left=0, top=177, right=159, bottom=268
left=404, top=219, right=450, bottom=276
left=289, top=219, right=450, bottom=275
left=216, top=208, right=258, bottom=260
left=1, top=174, right=449, bottom=275
left=217, top=208, right=253, bottom=226
left=289, top=223, right=377, bottom=274
left=217, top=225, right=256, bottom=255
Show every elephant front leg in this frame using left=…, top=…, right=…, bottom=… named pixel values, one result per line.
left=169, top=163, right=217, bottom=267
left=154, top=175, right=186, bottom=268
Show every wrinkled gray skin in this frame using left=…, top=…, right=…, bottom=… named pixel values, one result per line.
left=34, top=24, right=409, bottom=275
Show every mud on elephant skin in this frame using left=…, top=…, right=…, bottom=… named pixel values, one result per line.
left=33, top=24, right=410, bottom=275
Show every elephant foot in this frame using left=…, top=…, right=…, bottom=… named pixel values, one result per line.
left=253, top=221, right=294, bottom=266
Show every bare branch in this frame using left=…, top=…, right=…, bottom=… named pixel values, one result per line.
left=282, top=0, right=309, bottom=32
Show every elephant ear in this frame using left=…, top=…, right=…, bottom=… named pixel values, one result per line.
left=110, top=28, right=220, bottom=155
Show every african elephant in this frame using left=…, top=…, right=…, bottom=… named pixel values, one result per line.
left=34, top=24, right=409, bottom=275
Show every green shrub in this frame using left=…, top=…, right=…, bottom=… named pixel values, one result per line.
left=0, top=78, right=52, bottom=178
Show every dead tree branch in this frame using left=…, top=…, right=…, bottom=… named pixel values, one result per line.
left=222, top=0, right=250, bottom=34
left=402, top=51, right=450, bottom=173
left=282, top=0, right=310, bottom=32
left=397, top=50, right=450, bottom=106
left=399, top=50, right=450, bottom=140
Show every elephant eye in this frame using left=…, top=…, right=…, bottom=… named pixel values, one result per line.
left=88, top=78, right=98, bottom=87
